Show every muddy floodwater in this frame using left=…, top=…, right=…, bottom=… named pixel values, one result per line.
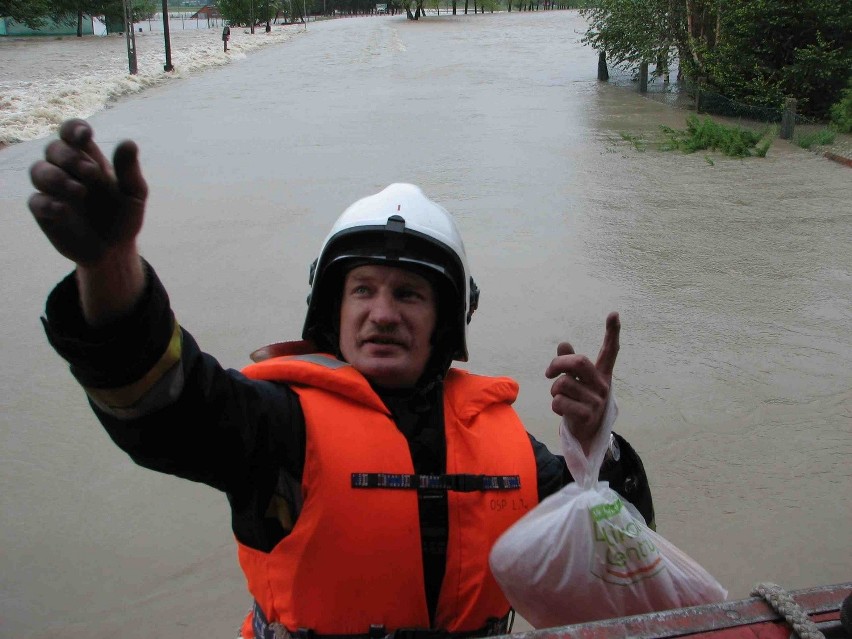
left=1, top=11, right=850, bottom=639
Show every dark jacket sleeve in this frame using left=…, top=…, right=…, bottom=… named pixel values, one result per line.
left=530, top=433, right=655, bottom=529
left=41, top=263, right=306, bottom=549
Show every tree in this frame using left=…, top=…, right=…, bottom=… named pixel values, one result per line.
left=131, top=0, right=157, bottom=20
left=0, top=0, right=53, bottom=28
left=702, top=0, right=852, bottom=117
left=401, top=0, right=425, bottom=19
left=2, top=0, right=160, bottom=33
left=217, top=0, right=255, bottom=26
left=581, top=0, right=852, bottom=118
left=50, top=0, right=121, bottom=36
left=581, top=0, right=694, bottom=80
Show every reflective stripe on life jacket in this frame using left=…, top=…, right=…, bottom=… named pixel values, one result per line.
left=239, top=354, right=538, bottom=638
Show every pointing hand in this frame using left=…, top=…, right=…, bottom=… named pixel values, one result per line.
left=545, top=312, right=620, bottom=454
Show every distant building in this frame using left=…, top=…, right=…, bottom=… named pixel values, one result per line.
left=0, top=15, right=95, bottom=36
left=190, top=5, right=223, bottom=19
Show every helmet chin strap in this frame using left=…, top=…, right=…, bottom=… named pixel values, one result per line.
left=415, top=328, right=455, bottom=393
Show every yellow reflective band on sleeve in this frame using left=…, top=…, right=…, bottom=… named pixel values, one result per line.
left=85, top=319, right=183, bottom=410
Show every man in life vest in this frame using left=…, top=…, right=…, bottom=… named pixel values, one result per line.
left=28, top=120, right=654, bottom=639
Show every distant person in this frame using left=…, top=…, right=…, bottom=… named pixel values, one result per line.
left=223, top=24, right=231, bottom=52
left=27, top=119, right=654, bottom=639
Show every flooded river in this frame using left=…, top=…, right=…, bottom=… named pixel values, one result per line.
left=1, top=11, right=850, bottom=639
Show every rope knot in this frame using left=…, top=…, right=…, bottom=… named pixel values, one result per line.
left=751, top=582, right=825, bottom=639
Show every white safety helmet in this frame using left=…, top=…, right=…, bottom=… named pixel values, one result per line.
left=303, top=183, right=479, bottom=363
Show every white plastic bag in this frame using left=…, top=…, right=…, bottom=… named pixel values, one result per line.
left=489, top=392, right=727, bottom=628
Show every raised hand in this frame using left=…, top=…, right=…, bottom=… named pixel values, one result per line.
left=29, top=119, right=148, bottom=325
left=545, top=312, right=620, bottom=453
left=29, top=119, right=147, bottom=266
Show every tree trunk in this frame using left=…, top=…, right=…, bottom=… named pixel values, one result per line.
left=686, top=0, right=694, bottom=38
left=77, top=10, right=83, bottom=37
left=452, top=0, right=456, bottom=14
left=715, top=4, right=721, bottom=47
left=685, top=0, right=702, bottom=70
left=597, top=50, right=609, bottom=81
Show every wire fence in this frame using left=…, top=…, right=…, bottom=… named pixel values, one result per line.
left=606, top=63, right=826, bottom=127
left=603, top=61, right=852, bottom=160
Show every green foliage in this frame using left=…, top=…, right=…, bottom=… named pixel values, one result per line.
left=795, top=129, right=837, bottom=149
left=618, top=131, right=647, bottom=152
left=581, top=0, right=720, bottom=82
left=580, top=0, right=676, bottom=71
left=754, top=135, right=773, bottom=158
left=0, top=0, right=52, bottom=27
left=47, top=0, right=130, bottom=28
left=660, top=116, right=774, bottom=158
left=2, top=0, right=161, bottom=29
left=829, top=79, right=852, bottom=133
left=131, top=0, right=158, bottom=20
left=583, top=0, right=852, bottom=120
left=702, top=0, right=852, bottom=118
left=216, top=0, right=284, bottom=25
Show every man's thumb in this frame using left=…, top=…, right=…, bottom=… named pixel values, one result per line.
left=596, top=312, right=620, bottom=376
left=113, top=140, right=148, bottom=201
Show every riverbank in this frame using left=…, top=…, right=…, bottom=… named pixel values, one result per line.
left=603, top=66, right=852, bottom=166
left=0, top=22, right=307, bottom=146
left=822, top=137, right=852, bottom=166
left=5, top=11, right=850, bottom=166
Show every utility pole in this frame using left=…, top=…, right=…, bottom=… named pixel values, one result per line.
left=123, top=0, right=138, bottom=75
left=162, top=0, right=174, bottom=71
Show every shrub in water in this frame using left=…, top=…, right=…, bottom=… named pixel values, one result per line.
left=796, top=129, right=838, bottom=149
left=829, top=79, right=852, bottom=134
left=660, top=116, right=773, bottom=158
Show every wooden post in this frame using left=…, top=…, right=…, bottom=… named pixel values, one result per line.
left=161, top=0, right=173, bottom=71
left=639, top=62, right=648, bottom=93
left=780, top=98, right=796, bottom=140
left=597, top=51, right=609, bottom=81
left=122, top=0, right=137, bottom=75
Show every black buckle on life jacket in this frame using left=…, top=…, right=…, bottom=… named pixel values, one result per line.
left=445, top=474, right=481, bottom=492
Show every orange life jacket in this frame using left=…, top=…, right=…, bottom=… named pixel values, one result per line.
left=238, top=354, right=539, bottom=639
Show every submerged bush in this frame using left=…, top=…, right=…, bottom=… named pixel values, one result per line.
left=829, top=79, right=852, bottom=134
left=796, top=129, right=838, bottom=149
left=660, top=115, right=774, bottom=158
